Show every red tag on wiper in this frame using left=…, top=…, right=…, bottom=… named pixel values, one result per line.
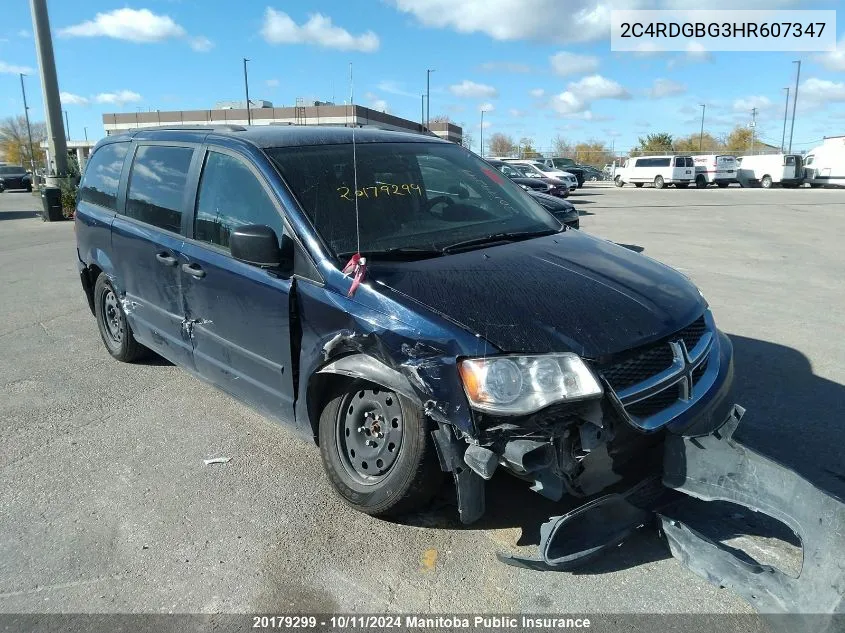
left=481, top=167, right=504, bottom=184
left=342, top=253, right=367, bottom=298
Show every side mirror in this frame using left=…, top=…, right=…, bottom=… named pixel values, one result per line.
left=230, top=224, right=293, bottom=269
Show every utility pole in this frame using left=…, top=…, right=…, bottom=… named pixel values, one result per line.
left=420, top=94, right=425, bottom=132
left=426, top=69, right=435, bottom=132
left=750, top=107, right=758, bottom=155
left=84, top=126, right=88, bottom=141
left=30, top=0, right=68, bottom=176
left=781, top=87, right=789, bottom=152
left=699, top=104, right=706, bottom=152
left=19, top=73, right=36, bottom=172
left=788, top=60, right=800, bottom=154
left=243, top=57, right=251, bottom=125
left=480, top=109, right=485, bottom=157
left=63, top=109, right=70, bottom=140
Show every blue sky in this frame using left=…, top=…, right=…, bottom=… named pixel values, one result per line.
left=2, top=0, right=845, bottom=155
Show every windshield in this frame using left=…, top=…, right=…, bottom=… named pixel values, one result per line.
left=498, top=164, right=523, bottom=178
left=0, top=166, right=25, bottom=175
left=512, top=163, right=544, bottom=178
left=268, top=142, right=559, bottom=257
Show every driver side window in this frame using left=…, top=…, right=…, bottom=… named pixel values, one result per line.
left=194, top=151, right=286, bottom=251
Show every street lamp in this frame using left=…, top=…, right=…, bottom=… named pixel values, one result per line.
left=243, top=57, right=252, bottom=125
left=19, top=73, right=36, bottom=172
left=425, top=69, right=436, bottom=131
left=781, top=87, right=790, bottom=152
left=788, top=60, right=800, bottom=154
left=63, top=109, right=70, bottom=140
left=480, top=106, right=491, bottom=156
left=698, top=104, right=706, bottom=152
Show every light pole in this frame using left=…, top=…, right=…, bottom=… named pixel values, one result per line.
left=420, top=94, right=425, bottom=132
left=480, top=109, right=485, bottom=156
left=30, top=0, right=68, bottom=176
left=698, top=104, right=705, bottom=152
left=788, top=60, right=800, bottom=154
left=63, top=109, right=70, bottom=140
left=426, top=68, right=435, bottom=131
left=781, top=87, right=789, bottom=152
left=19, top=73, right=36, bottom=172
left=750, top=107, right=758, bottom=155
left=84, top=126, right=88, bottom=141
left=243, top=57, right=252, bottom=125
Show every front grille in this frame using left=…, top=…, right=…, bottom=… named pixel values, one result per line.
left=691, top=357, right=708, bottom=384
left=602, top=345, right=673, bottom=392
left=626, top=388, right=679, bottom=418
left=679, top=316, right=706, bottom=352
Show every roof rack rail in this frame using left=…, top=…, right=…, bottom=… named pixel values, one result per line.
left=130, top=124, right=247, bottom=133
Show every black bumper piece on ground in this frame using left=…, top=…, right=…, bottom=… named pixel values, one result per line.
left=498, top=406, right=845, bottom=629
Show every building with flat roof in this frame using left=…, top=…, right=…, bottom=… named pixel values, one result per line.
left=102, top=103, right=462, bottom=144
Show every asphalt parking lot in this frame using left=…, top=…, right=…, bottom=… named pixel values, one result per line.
left=1, top=184, right=844, bottom=617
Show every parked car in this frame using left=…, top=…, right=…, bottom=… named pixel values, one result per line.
left=75, top=126, right=735, bottom=525
left=508, top=159, right=582, bottom=188
left=802, top=136, right=844, bottom=187
left=527, top=190, right=579, bottom=229
left=692, top=155, right=738, bottom=188
left=508, top=161, right=579, bottom=192
left=736, top=154, right=804, bottom=188
left=577, top=165, right=606, bottom=182
left=614, top=155, right=695, bottom=189
left=541, top=157, right=586, bottom=186
left=487, top=159, right=569, bottom=198
left=0, top=165, right=33, bottom=192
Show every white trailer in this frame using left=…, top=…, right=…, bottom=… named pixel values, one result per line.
left=804, top=136, right=845, bottom=187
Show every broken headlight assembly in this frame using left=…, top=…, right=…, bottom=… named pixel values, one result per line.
left=458, top=354, right=603, bottom=415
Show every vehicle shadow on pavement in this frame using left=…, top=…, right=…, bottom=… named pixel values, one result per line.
left=728, top=334, right=845, bottom=500
left=0, top=210, right=41, bottom=221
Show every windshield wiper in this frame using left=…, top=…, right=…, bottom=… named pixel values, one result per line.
left=441, top=228, right=561, bottom=254
left=337, top=247, right=443, bottom=261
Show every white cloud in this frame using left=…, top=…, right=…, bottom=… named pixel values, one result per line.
left=94, top=90, right=142, bottom=105
left=479, top=102, right=495, bottom=112
left=0, top=60, right=32, bottom=74
left=648, top=78, right=686, bottom=98
left=550, top=51, right=599, bottom=76
left=733, top=95, right=774, bottom=112
left=479, top=61, right=532, bottom=73
left=509, top=108, right=526, bottom=117
left=61, top=92, right=89, bottom=106
left=529, top=88, right=545, bottom=98
left=17, top=30, right=30, bottom=38
left=389, top=0, right=610, bottom=43
left=365, top=92, right=389, bottom=112
left=59, top=8, right=186, bottom=42
left=189, top=36, right=213, bottom=52
left=450, top=80, right=498, bottom=99
left=549, top=74, right=630, bottom=117
left=815, top=38, right=845, bottom=72
left=261, top=8, right=379, bottom=52
left=266, top=79, right=280, bottom=88
left=377, top=80, right=418, bottom=99
left=800, top=77, right=845, bottom=103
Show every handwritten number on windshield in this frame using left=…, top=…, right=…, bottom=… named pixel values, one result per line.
left=337, top=184, right=422, bottom=200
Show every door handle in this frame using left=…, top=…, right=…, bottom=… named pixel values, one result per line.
left=155, top=252, right=177, bottom=266
left=181, top=262, right=206, bottom=279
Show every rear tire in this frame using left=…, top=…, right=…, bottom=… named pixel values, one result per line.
left=93, top=273, right=146, bottom=362
left=761, top=175, right=773, bottom=189
left=695, top=176, right=707, bottom=189
left=318, top=380, right=443, bottom=518
left=654, top=176, right=665, bottom=189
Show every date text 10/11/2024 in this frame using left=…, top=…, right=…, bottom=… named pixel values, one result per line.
left=251, top=615, right=593, bottom=629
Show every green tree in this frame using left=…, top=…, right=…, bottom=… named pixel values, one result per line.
left=724, top=126, right=754, bottom=154
left=632, top=132, right=674, bottom=156
left=573, top=141, right=614, bottom=167
left=673, top=132, right=722, bottom=153
left=519, top=136, right=539, bottom=158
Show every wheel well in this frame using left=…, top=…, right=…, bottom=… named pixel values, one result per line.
left=83, top=264, right=103, bottom=315
left=306, top=372, right=350, bottom=445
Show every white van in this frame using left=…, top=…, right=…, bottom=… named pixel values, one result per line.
left=803, top=136, right=845, bottom=187
left=692, top=155, right=738, bottom=188
left=736, top=154, right=804, bottom=188
left=614, top=155, right=695, bottom=189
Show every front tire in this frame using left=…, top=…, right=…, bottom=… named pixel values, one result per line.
left=93, top=273, right=146, bottom=362
left=695, top=176, right=707, bottom=189
left=654, top=176, right=665, bottom=189
left=318, top=380, right=443, bottom=518
left=614, top=176, right=624, bottom=187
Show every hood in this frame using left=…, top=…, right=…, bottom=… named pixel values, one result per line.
left=369, top=231, right=705, bottom=358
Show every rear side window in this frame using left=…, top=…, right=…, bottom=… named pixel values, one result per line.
left=125, top=145, right=193, bottom=233
left=194, top=151, right=285, bottom=250
left=784, top=155, right=796, bottom=166
left=79, top=142, right=128, bottom=210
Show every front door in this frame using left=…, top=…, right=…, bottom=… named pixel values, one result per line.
left=179, top=148, right=296, bottom=422
left=111, top=142, right=198, bottom=368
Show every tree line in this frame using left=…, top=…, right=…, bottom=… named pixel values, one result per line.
left=0, top=116, right=47, bottom=168
left=631, top=125, right=777, bottom=156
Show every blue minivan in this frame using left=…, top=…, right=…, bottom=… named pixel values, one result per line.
left=75, top=125, right=736, bottom=524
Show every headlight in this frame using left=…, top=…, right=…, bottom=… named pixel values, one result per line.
left=458, top=353, right=603, bottom=415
